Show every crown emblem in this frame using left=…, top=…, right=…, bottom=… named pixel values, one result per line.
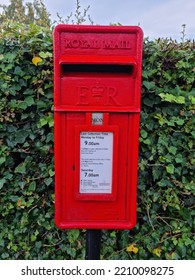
left=91, top=86, right=104, bottom=101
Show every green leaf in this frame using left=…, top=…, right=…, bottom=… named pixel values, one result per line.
left=143, top=81, right=155, bottom=91
left=0, top=178, right=6, bottom=189
left=14, top=130, right=29, bottom=144
left=168, top=146, right=177, bottom=155
left=49, top=169, right=54, bottom=177
left=15, top=163, right=26, bottom=174
left=140, top=129, right=148, bottom=139
left=67, top=229, right=80, bottom=243
left=175, top=119, right=184, bottom=125
left=44, top=177, right=53, bottom=186
left=159, top=93, right=185, bottom=104
left=38, top=117, right=47, bottom=127
left=28, top=181, right=36, bottom=191
left=14, top=66, right=25, bottom=77
left=1, top=253, right=9, bottom=259
left=177, top=96, right=185, bottom=104
left=0, top=156, right=6, bottom=165
left=35, top=241, right=42, bottom=249
left=175, top=154, right=183, bottom=163
left=166, top=164, right=175, bottom=174
left=25, top=96, right=34, bottom=106
left=39, top=51, right=52, bottom=58
left=5, top=52, right=16, bottom=62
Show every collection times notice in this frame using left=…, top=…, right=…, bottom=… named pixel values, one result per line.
left=80, top=132, right=113, bottom=194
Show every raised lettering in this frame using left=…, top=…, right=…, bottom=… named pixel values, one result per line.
left=76, top=86, right=90, bottom=105
left=72, top=40, right=80, bottom=48
left=76, top=85, right=122, bottom=106
left=80, top=40, right=87, bottom=48
left=64, top=40, right=72, bottom=48
left=105, top=87, right=121, bottom=106
left=64, top=39, right=131, bottom=50
left=103, top=41, right=112, bottom=49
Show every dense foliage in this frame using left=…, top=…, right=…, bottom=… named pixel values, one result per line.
left=0, top=0, right=51, bottom=27
left=0, top=22, right=194, bottom=260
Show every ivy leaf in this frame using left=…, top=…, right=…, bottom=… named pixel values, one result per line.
left=168, top=146, right=177, bottom=155
left=14, top=163, right=26, bottom=174
left=39, top=51, right=52, bottom=58
left=25, top=96, right=34, bottom=106
left=175, top=154, right=183, bottom=163
left=153, top=248, right=162, bottom=257
left=44, top=178, right=53, bottom=186
left=67, top=229, right=80, bottom=244
left=0, top=178, right=6, bottom=189
left=126, top=243, right=139, bottom=254
left=140, top=129, right=148, bottom=139
left=28, top=181, right=36, bottom=191
left=32, top=56, right=43, bottom=66
left=159, top=93, right=185, bottom=104
left=166, top=164, right=175, bottom=174
left=143, top=81, right=155, bottom=91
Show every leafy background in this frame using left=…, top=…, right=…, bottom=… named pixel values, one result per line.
left=0, top=1, right=195, bottom=260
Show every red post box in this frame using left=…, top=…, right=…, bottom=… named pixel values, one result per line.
left=53, top=25, right=143, bottom=229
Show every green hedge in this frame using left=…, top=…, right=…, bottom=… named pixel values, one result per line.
left=0, top=23, right=194, bottom=259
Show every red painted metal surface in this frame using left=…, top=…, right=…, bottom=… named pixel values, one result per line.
left=53, top=25, right=143, bottom=229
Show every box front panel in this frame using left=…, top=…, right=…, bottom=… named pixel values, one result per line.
left=54, top=25, right=143, bottom=229
left=62, top=113, right=127, bottom=226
